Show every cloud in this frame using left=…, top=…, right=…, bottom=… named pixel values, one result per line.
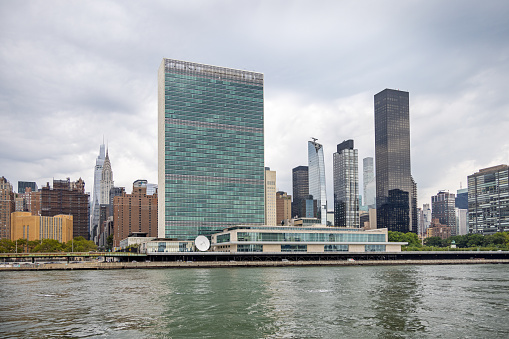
left=1, top=0, right=508, bottom=211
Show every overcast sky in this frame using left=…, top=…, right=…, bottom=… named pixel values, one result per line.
left=1, top=0, right=508, bottom=208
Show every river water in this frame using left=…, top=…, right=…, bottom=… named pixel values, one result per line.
left=1, top=264, right=508, bottom=338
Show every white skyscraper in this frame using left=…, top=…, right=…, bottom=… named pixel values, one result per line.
left=91, top=142, right=105, bottom=237
left=308, top=138, right=327, bottom=225
left=264, top=168, right=277, bottom=226
left=100, top=150, right=114, bottom=205
left=363, top=157, right=376, bottom=208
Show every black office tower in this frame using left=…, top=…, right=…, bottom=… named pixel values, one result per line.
left=292, top=166, right=309, bottom=218
left=374, top=89, right=417, bottom=233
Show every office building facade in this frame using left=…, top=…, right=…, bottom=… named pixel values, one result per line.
left=34, top=178, right=90, bottom=239
left=11, top=212, right=73, bottom=243
left=333, top=140, right=359, bottom=227
left=431, top=191, right=457, bottom=236
left=276, top=191, right=292, bottom=225
left=308, top=139, right=327, bottom=225
left=264, top=168, right=277, bottom=226
left=468, top=165, right=509, bottom=234
left=0, top=177, right=15, bottom=239
left=374, top=89, right=417, bottom=233
left=18, top=181, right=38, bottom=194
left=113, top=180, right=158, bottom=247
left=455, top=188, right=468, bottom=209
left=158, top=59, right=265, bottom=240
left=362, top=157, right=376, bottom=208
left=292, top=166, right=309, bottom=218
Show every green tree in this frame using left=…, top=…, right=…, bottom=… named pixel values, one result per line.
left=106, top=234, right=113, bottom=252
left=467, top=233, right=484, bottom=247
left=32, top=239, right=63, bottom=253
left=63, top=237, right=97, bottom=252
left=424, top=236, right=442, bottom=247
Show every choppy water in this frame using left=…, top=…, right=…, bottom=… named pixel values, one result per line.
left=1, top=265, right=509, bottom=338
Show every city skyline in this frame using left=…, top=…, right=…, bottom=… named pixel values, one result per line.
left=1, top=1, right=509, bottom=208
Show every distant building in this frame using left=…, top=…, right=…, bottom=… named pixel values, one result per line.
left=431, top=191, right=457, bottom=236
left=292, top=166, right=309, bottom=218
left=34, top=178, right=90, bottom=239
left=113, top=180, right=158, bottom=247
left=308, top=139, right=327, bottom=225
left=17, top=181, right=38, bottom=194
left=0, top=177, right=15, bottom=239
left=10, top=212, right=73, bottom=243
left=211, top=226, right=406, bottom=253
left=455, top=188, right=468, bottom=209
left=264, top=168, right=277, bottom=226
left=375, top=89, right=417, bottom=233
left=91, top=142, right=106, bottom=239
left=276, top=191, right=292, bottom=226
left=363, top=157, right=375, bottom=208
left=422, top=203, right=432, bottom=232
left=146, top=183, right=158, bottom=196
left=427, top=218, right=451, bottom=240
left=468, top=165, right=509, bottom=234
left=100, top=150, right=114, bottom=205
left=333, top=140, right=359, bottom=227
left=158, top=58, right=265, bottom=240
left=456, top=208, right=468, bottom=236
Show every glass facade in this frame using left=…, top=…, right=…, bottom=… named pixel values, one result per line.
left=281, top=244, right=307, bottom=252
left=431, top=191, right=457, bottom=235
left=158, top=59, right=265, bottom=240
left=333, top=140, right=359, bottom=227
left=236, top=231, right=385, bottom=243
left=468, top=165, right=509, bottom=235
left=237, top=244, right=263, bottom=252
left=365, top=245, right=386, bottom=252
left=374, top=89, right=417, bottom=233
left=291, top=166, right=309, bottom=218
left=324, top=244, right=348, bottom=252
left=308, top=140, right=327, bottom=225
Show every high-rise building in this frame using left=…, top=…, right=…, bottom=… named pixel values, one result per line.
left=374, top=89, right=417, bottom=233
left=422, top=203, right=432, bottom=233
left=308, top=139, right=327, bottom=225
left=456, top=208, right=468, bottom=235
left=264, top=168, right=277, bottom=226
left=468, top=165, right=509, bottom=235
left=34, top=178, right=90, bottom=239
left=333, top=140, right=359, bottom=227
left=158, top=59, right=265, bottom=240
left=276, top=191, right=292, bottom=225
left=91, top=142, right=106, bottom=238
left=11, top=212, right=73, bottom=243
left=0, top=177, right=15, bottom=239
left=455, top=188, right=468, bottom=209
left=17, top=181, right=38, bottom=194
left=113, top=180, right=158, bottom=247
left=100, top=150, right=114, bottom=205
left=292, top=166, right=309, bottom=218
left=431, top=191, right=456, bottom=236
left=362, top=157, right=376, bottom=208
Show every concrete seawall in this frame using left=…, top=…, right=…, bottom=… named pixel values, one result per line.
left=2, top=259, right=509, bottom=271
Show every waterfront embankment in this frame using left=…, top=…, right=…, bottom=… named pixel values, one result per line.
left=2, top=258, right=509, bottom=271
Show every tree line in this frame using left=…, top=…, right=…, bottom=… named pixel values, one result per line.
left=0, top=237, right=97, bottom=253
left=388, top=231, right=509, bottom=251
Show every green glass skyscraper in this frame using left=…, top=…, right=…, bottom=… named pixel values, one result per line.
left=158, top=59, right=265, bottom=240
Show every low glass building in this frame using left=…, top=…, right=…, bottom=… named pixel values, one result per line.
left=211, top=226, right=406, bottom=253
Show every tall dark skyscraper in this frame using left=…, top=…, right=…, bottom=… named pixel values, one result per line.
left=374, top=89, right=417, bottom=233
left=158, top=59, right=265, bottom=240
left=292, top=166, right=309, bottom=218
left=333, top=140, right=359, bottom=227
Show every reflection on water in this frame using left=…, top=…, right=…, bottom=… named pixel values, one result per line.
left=1, top=265, right=509, bottom=338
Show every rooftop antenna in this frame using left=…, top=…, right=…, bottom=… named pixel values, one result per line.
left=311, top=137, right=318, bottom=143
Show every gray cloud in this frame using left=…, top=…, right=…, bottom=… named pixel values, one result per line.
left=1, top=0, right=508, bottom=209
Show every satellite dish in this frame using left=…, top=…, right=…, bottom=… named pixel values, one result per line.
left=195, top=235, right=210, bottom=252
